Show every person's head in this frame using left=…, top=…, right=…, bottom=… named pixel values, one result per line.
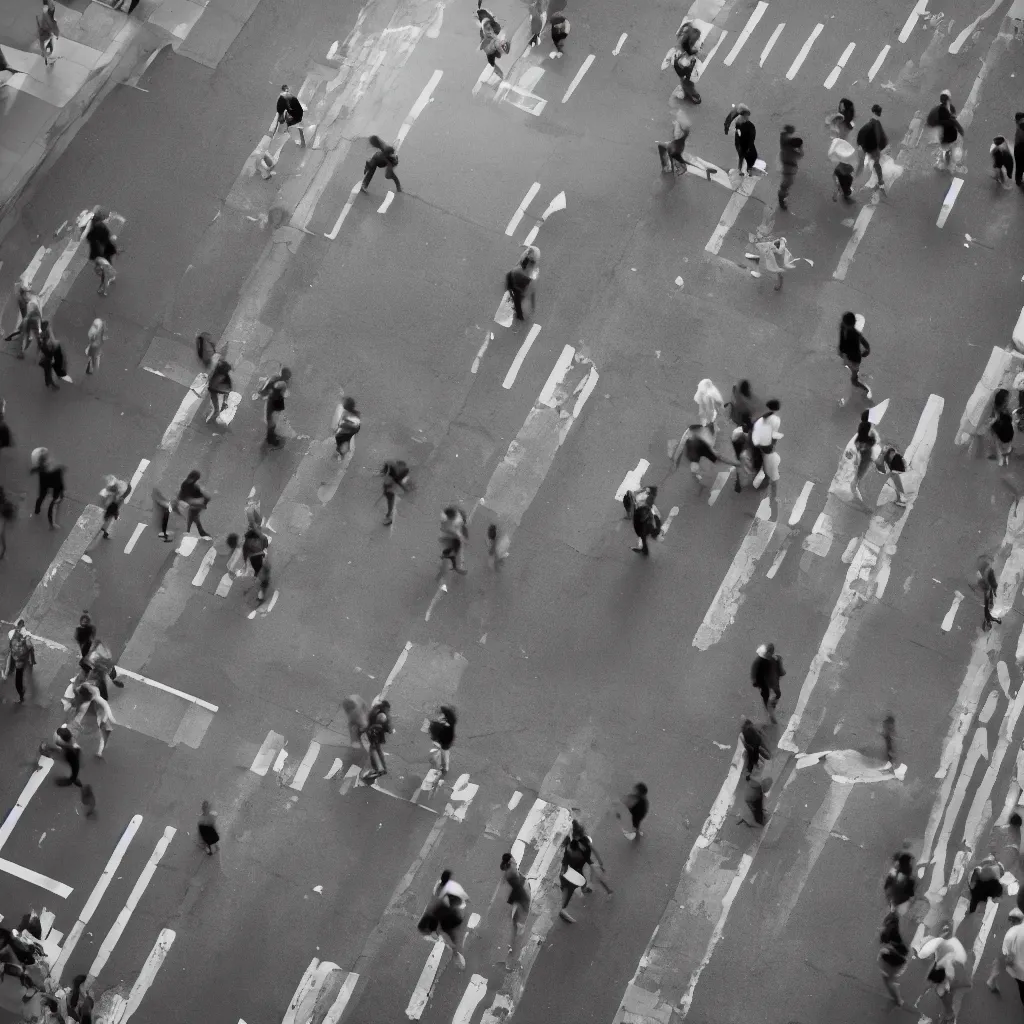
left=842, top=311, right=857, bottom=327
left=487, top=523, right=497, bottom=540
left=634, top=782, right=648, bottom=796
left=741, top=717, right=753, bottom=730
left=369, top=134, right=382, bottom=149
left=56, top=725, right=72, bottom=742
left=1010, top=907, right=1024, bottom=924
left=79, top=612, right=91, bottom=627
left=279, top=367, right=292, bottom=381
left=782, top=123, right=795, bottom=135
left=860, top=409, right=871, bottom=424
left=571, top=819, right=587, bottom=839
left=995, top=388, right=1010, bottom=409
left=939, top=89, right=951, bottom=105
left=735, top=103, right=750, bottom=120
left=438, top=705, right=456, bottom=726
left=226, top=532, right=240, bottom=551
left=763, top=642, right=775, bottom=656
left=377, top=699, right=390, bottom=712
left=439, top=869, right=453, bottom=886
left=103, top=474, right=117, bottom=490
left=280, top=84, right=291, bottom=96
left=883, top=712, right=895, bottom=728
left=443, top=505, right=457, bottom=520
left=766, top=399, right=780, bottom=413
left=14, top=617, right=25, bottom=632
left=839, top=97, right=853, bottom=115
left=16, top=280, right=28, bottom=297
left=500, top=852, right=514, bottom=870
left=201, top=799, right=212, bottom=814
left=91, top=318, right=104, bottom=333
left=342, top=396, right=356, bottom=412
left=737, top=379, right=752, bottom=397
left=186, top=470, right=201, bottom=484
left=80, top=783, right=94, bottom=802
left=994, top=135, right=1007, bottom=147
left=881, top=910, right=901, bottom=937
left=871, top=103, right=882, bottom=116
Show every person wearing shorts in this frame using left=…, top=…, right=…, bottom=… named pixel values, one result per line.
left=751, top=400, right=783, bottom=501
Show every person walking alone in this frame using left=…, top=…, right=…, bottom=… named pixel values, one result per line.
left=878, top=911, right=909, bottom=1006
left=500, top=852, right=531, bottom=966
left=99, top=475, right=130, bottom=539
left=31, top=449, right=65, bottom=528
left=333, top=395, right=361, bottom=456
left=11, top=281, right=42, bottom=358
left=74, top=612, right=95, bottom=662
left=751, top=401, right=783, bottom=502
left=240, top=525, right=271, bottom=603
left=992, top=135, right=1014, bottom=186
left=740, top=717, right=770, bottom=779
left=50, top=725, right=82, bottom=786
left=549, top=11, right=569, bottom=57
left=197, top=800, right=220, bottom=854
left=987, top=906, right=1024, bottom=1003
left=261, top=371, right=289, bottom=449
left=505, top=246, right=538, bottom=322
left=81, top=679, right=115, bottom=756
left=777, top=125, right=804, bottom=210
left=1014, top=113, right=1024, bottom=189
left=85, top=210, right=118, bottom=295
left=275, top=85, right=306, bottom=147
left=838, top=312, right=872, bottom=403
left=206, top=358, right=232, bottom=423
left=856, top=105, right=888, bottom=192
left=177, top=470, right=212, bottom=540
left=5, top=619, right=36, bottom=704
left=479, top=12, right=505, bottom=81
left=724, top=104, right=758, bottom=176
left=926, top=90, right=964, bottom=170
left=361, top=135, right=401, bottom=193
left=751, top=642, right=785, bottom=723
left=85, top=319, right=106, bottom=375
left=36, top=0, right=59, bottom=67
left=380, top=459, right=410, bottom=526
left=620, top=782, right=649, bottom=840
left=362, top=699, right=392, bottom=782
left=428, top=705, right=457, bottom=775
left=631, top=485, right=662, bottom=555
left=439, top=506, right=469, bottom=573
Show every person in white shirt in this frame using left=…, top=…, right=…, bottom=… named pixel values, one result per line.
left=751, top=399, right=783, bottom=502
left=918, top=921, right=968, bottom=1023
left=988, top=906, right=1024, bottom=1007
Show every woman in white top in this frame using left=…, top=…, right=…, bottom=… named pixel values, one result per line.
left=82, top=681, right=115, bottom=756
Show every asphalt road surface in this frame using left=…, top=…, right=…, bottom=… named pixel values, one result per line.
left=1, top=0, right=1024, bottom=1022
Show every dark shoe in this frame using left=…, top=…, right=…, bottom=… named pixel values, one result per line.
left=383, top=517, right=393, bottom=526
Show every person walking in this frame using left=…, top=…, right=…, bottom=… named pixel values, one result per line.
left=1015, top=113, right=1024, bottom=189
left=740, top=718, right=770, bottom=780
left=926, top=90, right=964, bottom=170
left=361, top=699, right=392, bottom=782
left=51, top=725, right=82, bottom=786
left=751, top=401, right=783, bottom=502
left=878, top=911, right=909, bottom=1006
left=751, top=642, right=785, bottom=724
left=874, top=444, right=908, bottom=506
left=828, top=133, right=857, bottom=204
left=5, top=619, right=36, bottom=704
left=479, top=13, right=505, bottom=81
left=361, top=135, right=401, bottom=193
left=979, top=554, right=1003, bottom=630
left=152, top=487, right=176, bottom=541
left=86, top=210, right=118, bottom=294
left=990, top=391, right=1015, bottom=466
left=240, top=525, right=271, bottom=602
left=856, top=105, right=888, bottom=192
left=992, top=136, right=1014, bottom=186
left=838, top=312, right=872, bottom=403
left=852, top=410, right=881, bottom=504
left=38, top=327, right=60, bottom=391
left=197, top=800, right=220, bottom=854
left=826, top=97, right=855, bottom=137
left=275, top=85, right=306, bottom=147
left=694, top=378, right=724, bottom=432
left=439, top=506, right=469, bottom=573
left=674, top=425, right=723, bottom=484
left=177, top=470, right=212, bottom=540
left=620, top=782, right=649, bottom=840
left=500, top=852, right=531, bottom=966
left=84, top=319, right=106, bottom=375
left=81, top=680, right=114, bottom=756
left=10, top=281, right=42, bottom=358
left=36, top=0, right=59, bottom=67
left=724, top=104, right=758, bottom=175
left=486, top=522, right=510, bottom=568
left=527, top=0, right=546, bottom=47
left=342, top=695, right=369, bottom=747
left=968, top=852, right=1006, bottom=913
left=262, top=371, right=289, bottom=449
left=558, top=825, right=594, bottom=923
left=206, top=358, right=232, bottom=423
left=380, top=459, right=410, bottom=526
left=736, top=773, right=770, bottom=826
left=777, top=125, right=804, bottom=210
left=80, top=783, right=97, bottom=818
left=987, top=906, right=1024, bottom=1002
left=882, top=713, right=897, bottom=765
left=506, top=247, right=538, bottom=321
left=549, top=11, right=569, bottom=57
left=918, top=922, right=969, bottom=1024
left=31, top=449, right=65, bottom=528
left=418, top=871, right=468, bottom=969
left=884, top=850, right=916, bottom=915
left=631, top=485, right=662, bottom=555
left=74, top=612, right=96, bottom=662
left=428, top=705, right=457, bottom=775
left=332, top=395, right=361, bottom=456
left=657, top=111, right=691, bottom=175
left=99, top=475, right=130, bottom=539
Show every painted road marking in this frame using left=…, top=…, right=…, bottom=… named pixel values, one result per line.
left=22, top=246, right=48, bottom=287
left=708, top=470, right=732, bottom=505
left=471, top=331, right=492, bottom=374
left=682, top=154, right=732, bottom=189
left=282, top=959, right=343, bottom=1024
left=289, top=741, right=321, bottom=791
left=119, top=928, right=175, bottom=1024
left=497, top=69, right=548, bottom=116
left=322, top=973, right=359, bottom=1024
left=615, top=459, right=649, bottom=501
left=723, top=2, right=768, bottom=66
left=867, top=43, right=889, bottom=81
left=899, top=0, right=929, bottom=42
left=705, top=174, right=759, bottom=254
left=445, top=774, right=479, bottom=821
left=377, top=191, right=395, bottom=213
left=506, top=182, right=542, bottom=236
left=789, top=480, right=813, bottom=525
left=942, top=591, right=964, bottom=631
left=160, top=373, right=206, bottom=452
left=87, top=826, right=176, bottom=983
left=191, top=545, right=218, bottom=587
left=117, top=666, right=219, bottom=712
left=175, top=534, right=198, bottom=558
left=407, top=939, right=445, bottom=1018
left=127, top=457, right=150, bottom=503
left=453, top=976, right=488, bottom=1024
left=0, top=855, right=72, bottom=898
left=759, top=23, right=784, bottom=65
left=937, top=177, right=963, bottom=227
left=396, top=69, right=443, bottom=147
left=251, top=731, right=286, bottom=776
left=832, top=204, right=874, bottom=281
left=324, top=184, right=362, bottom=241
left=562, top=54, right=595, bottom=103
left=53, top=814, right=144, bottom=981
left=780, top=395, right=944, bottom=753
left=954, top=346, right=1020, bottom=446
left=0, top=757, right=53, bottom=850
left=508, top=790, right=523, bottom=810
left=502, top=325, right=542, bottom=390
left=684, top=742, right=744, bottom=869
left=823, top=41, right=855, bottom=88
left=786, top=23, right=823, bottom=80
left=613, top=33, right=627, bottom=55
left=693, top=31, right=727, bottom=80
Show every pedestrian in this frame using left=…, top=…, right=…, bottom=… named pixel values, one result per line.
left=527, top=0, right=546, bottom=47
left=380, top=459, right=410, bottom=526
left=74, top=613, right=95, bottom=662
left=81, top=680, right=114, bottom=756
left=549, top=11, right=569, bottom=57
left=195, top=331, right=218, bottom=371
left=852, top=410, right=880, bottom=504
left=751, top=401, right=783, bottom=502
left=987, top=906, right=1024, bottom=1001
left=486, top=522, right=510, bottom=568
left=206, top=358, right=232, bottom=423
left=673, top=424, right=722, bottom=484
left=275, top=85, right=306, bottom=147
left=197, top=800, right=219, bottom=854
left=361, top=135, right=401, bottom=193
left=37, top=327, right=59, bottom=391
left=620, top=782, right=649, bottom=840
left=567, top=819, right=613, bottom=893
left=428, top=705, right=457, bottom=774
left=261, top=371, right=289, bottom=449
left=558, top=824, right=593, bottom=922
left=418, top=872, right=467, bottom=969
left=342, top=694, right=369, bottom=747
left=837, top=312, right=872, bottom=403
left=926, top=90, right=964, bottom=170
left=968, top=851, right=1005, bottom=913
left=875, top=445, right=908, bottom=506
left=36, top=0, right=59, bottom=67
left=917, top=922, right=969, bottom=1024
left=856, top=104, right=888, bottom=192
left=86, top=211, right=118, bottom=295
left=828, top=134, right=857, bottom=203
left=730, top=423, right=758, bottom=493
left=10, top=281, right=42, bottom=358
left=5, top=619, right=36, bottom=704
left=47, top=323, right=71, bottom=384
left=671, top=44, right=701, bottom=105
left=31, top=449, right=65, bottom=528
left=736, top=773, right=769, bottom=826
left=727, top=379, right=755, bottom=430
left=52, top=725, right=82, bottom=786
left=751, top=642, right=785, bottom=724
left=777, top=124, right=804, bottom=210
left=884, top=850, right=916, bottom=915
left=361, top=699, right=391, bottom=781
left=500, top=852, right=531, bottom=966
left=80, top=783, right=96, bottom=818
left=332, top=395, right=361, bottom=456
left=878, top=910, right=909, bottom=1006
left=479, top=13, right=505, bottom=81
left=631, top=484, right=662, bottom=555
left=990, top=389, right=1015, bottom=466
left=152, top=487, right=175, bottom=541
left=439, top=506, right=469, bottom=573
left=694, top=378, right=724, bottom=431
left=826, top=97, right=855, bottom=137
left=505, top=247, right=538, bottom=322
left=724, top=104, right=757, bottom=175
left=992, top=135, right=1014, bottom=186
left=98, top=475, right=130, bottom=539
left=751, top=235, right=799, bottom=291
left=740, top=717, right=770, bottom=779
left=177, top=470, right=212, bottom=540
left=110, top=0, right=142, bottom=14
left=241, top=525, right=271, bottom=602
left=84, top=319, right=105, bottom=375
left=657, top=112, right=690, bottom=175
left=1015, top=113, right=1024, bottom=189
left=882, top=712, right=897, bottom=764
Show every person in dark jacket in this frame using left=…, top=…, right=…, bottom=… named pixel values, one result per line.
left=927, top=90, right=964, bottom=170
left=275, top=85, right=305, bottom=147
left=361, top=135, right=401, bottom=193
left=838, top=311, right=871, bottom=402
left=724, top=104, right=757, bottom=175
left=506, top=246, right=538, bottom=321
left=31, top=449, right=64, bottom=527
left=751, top=642, right=785, bottom=723
left=856, top=104, right=888, bottom=190
left=428, top=705, right=457, bottom=774
left=177, top=470, right=212, bottom=539
left=777, top=125, right=804, bottom=210
left=1014, top=112, right=1024, bottom=187
left=740, top=717, right=770, bottom=780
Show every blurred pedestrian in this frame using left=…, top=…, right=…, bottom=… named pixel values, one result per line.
left=876, top=445, right=908, bottom=506
left=992, top=136, right=1014, bottom=186
left=36, top=0, right=59, bottom=67
left=80, top=783, right=96, bottom=818
left=882, top=712, right=897, bottom=764
left=631, top=485, right=662, bottom=555
left=81, top=680, right=114, bottom=756
left=620, top=782, right=649, bottom=840
left=852, top=410, right=881, bottom=504
left=74, top=613, right=95, bottom=662
left=275, top=85, right=306, bottom=147
left=884, top=849, right=916, bottom=915
left=479, top=13, right=505, bottom=81
left=918, top=922, right=969, bottom=1023
left=558, top=825, right=593, bottom=922
left=727, top=379, right=755, bottom=429
left=206, top=358, right=232, bottom=423
left=968, top=851, right=1006, bottom=913
left=838, top=312, right=872, bottom=403
left=878, top=911, right=908, bottom=1006
left=333, top=395, right=361, bottom=456
left=549, top=11, right=569, bottom=57
left=486, top=522, right=509, bottom=568
left=99, top=475, right=131, bottom=539
left=500, top=852, right=531, bottom=966
left=989, top=389, right=1015, bottom=466
left=506, top=247, right=538, bottom=321
left=152, top=487, right=175, bottom=541
left=177, top=470, right=212, bottom=540
left=527, top=0, right=546, bottom=47
left=38, top=325, right=59, bottom=391
left=342, top=694, right=369, bottom=747
left=777, top=124, right=804, bottom=210
left=736, top=774, right=769, bottom=826
left=828, top=133, right=857, bottom=203
left=5, top=619, right=36, bottom=704
left=724, top=104, right=757, bottom=175
left=0, top=487, right=14, bottom=559
left=10, top=281, right=41, bottom=357
left=197, top=800, right=219, bottom=854
left=657, top=112, right=690, bottom=175
left=826, top=97, right=855, bottom=137
left=694, top=378, right=724, bottom=431
left=439, top=506, right=468, bottom=573
left=52, top=725, right=82, bottom=786
left=361, top=135, right=400, bottom=192
left=926, top=90, right=963, bottom=170
left=85, top=319, right=105, bottom=375
left=428, top=705, right=457, bottom=774
left=86, top=211, right=118, bottom=296
left=380, top=459, right=410, bottom=526
left=361, top=699, right=391, bottom=781
left=674, top=425, right=722, bottom=484
left=987, top=906, right=1024, bottom=999
left=856, top=104, right=888, bottom=191
left=195, top=331, right=218, bottom=371
left=751, top=642, right=784, bottom=724
left=261, top=371, right=289, bottom=449
left=31, top=449, right=65, bottom=528
left=239, top=526, right=270, bottom=602
left=1015, top=113, right=1024, bottom=188
left=740, top=717, right=770, bottom=779
left=751, top=401, right=783, bottom=502
left=418, top=872, right=467, bottom=968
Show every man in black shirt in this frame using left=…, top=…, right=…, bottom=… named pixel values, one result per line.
left=856, top=104, right=888, bottom=191
left=275, top=85, right=305, bottom=148
left=837, top=311, right=871, bottom=402
left=361, top=135, right=401, bottom=193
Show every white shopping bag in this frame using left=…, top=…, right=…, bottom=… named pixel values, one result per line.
left=863, top=153, right=903, bottom=191
left=495, top=291, right=514, bottom=328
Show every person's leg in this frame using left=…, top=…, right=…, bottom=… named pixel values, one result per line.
left=1015, top=976, right=1024, bottom=1006
left=34, top=482, right=47, bottom=515
left=159, top=504, right=171, bottom=538
left=46, top=491, right=59, bottom=527
left=384, top=488, right=396, bottom=524
left=361, top=161, right=376, bottom=192
left=385, top=166, right=402, bottom=192
left=13, top=665, right=24, bottom=702
left=1016, top=145, right=1024, bottom=186
left=559, top=882, right=576, bottom=921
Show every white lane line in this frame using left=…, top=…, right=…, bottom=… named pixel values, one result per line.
left=685, top=742, right=744, bottom=869
left=537, top=344, right=576, bottom=405
left=503, top=324, right=542, bottom=389
left=780, top=395, right=944, bottom=752
left=445, top=773, right=480, bottom=821
left=788, top=481, right=813, bottom=525
left=289, top=741, right=321, bottom=791
left=723, top=1, right=768, bottom=66
left=38, top=223, right=87, bottom=310
left=273, top=749, right=288, bottom=773
left=52, top=814, right=144, bottom=982
left=511, top=797, right=549, bottom=864
left=322, top=973, right=359, bottom=1024
left=324, top=758, right=344, bottom=780
left=397, top=69, right=443, bottom=146
left=127, top=457, right=150, bottom=502
left=471, top=331, right=492, bottom=374
left=867, top=44, right=889, bottom=82
left=705, top=174, right=759, bottom=254
left=506, top=182, right=542, bottom=237
left=508, top=791, right=523, bottom=810
left=615, top=459, right=650, bottom=501
left=708, top=469, right=732, bottom=505
left=120, top=928, right=175, bottom=1024
left=191, top=545, right=218, bottom=587
left=972, top=900, right=1000, bottom=977
left=823, top=41, right=855, bottom=89
left=613, top=33, right=627, bottom=55
left=325, top=184, right=363, bottom=241
left=693, top=31, right=727, bottom=80
left=22, top=246, right=48, bottom=288
left=379, top=640, right=412, bottom=701
left=682, top=153, right=732, bottom=189
left=339, top=764, right=361, bottom=794
left=453, top=976, right=488, bottom=1024
left=117, top=666, right=219, bottom=712
left=0, top=856, right=72, bottom=897
left=0, top=758, right=52, bottom=850
left=562, top=54, right=595, bottom=103
left=937, top=177, right=964, bottom=228
left=765, top=546, right=787, bottom=579
left=998, top=660, right=1012, bottom=698
left=378, top=191, right=395, bottom=214
left=87, top=826, right=177, bottom=982
left=759, top=23, right=784, bottom=66
left=251, top=731, right=286, bottom=776
left=786, top=23, right=823, bottom=79
left=899, top=0, right=929, bottom=42
left=832, top=205, right=875, bottom=281
left=160, top=374, right=205, bottom=452
left=941, top=591, right=964, bottom=632
left=955, top=346, right=1019, bottom=446
left=283, top=960, right=343, bottom=1024
left=407, top=939, right=445, bottom=1018
left=693, top=503, right=775, bottom=649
